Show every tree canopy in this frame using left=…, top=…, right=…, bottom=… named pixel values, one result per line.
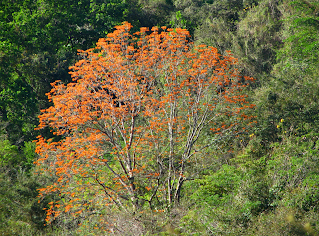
left=35, top=22, right=255, bottom=226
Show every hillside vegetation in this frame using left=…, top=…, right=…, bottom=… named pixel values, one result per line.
left=1, top=0, right=319, bottom=235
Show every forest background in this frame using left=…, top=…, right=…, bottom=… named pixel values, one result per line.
left=1, top=0, right=319, bottom=235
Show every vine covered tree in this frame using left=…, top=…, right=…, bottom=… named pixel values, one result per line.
left=35, top=22, right=255, bottom=226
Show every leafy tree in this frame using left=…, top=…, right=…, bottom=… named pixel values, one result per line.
left=34, top=22, right=255, bottom=229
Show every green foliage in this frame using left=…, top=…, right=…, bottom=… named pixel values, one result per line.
left=268, top=135, right=319, bottom=211
left=180, top=131, right=319, bottom=235
left=169, top=10, right=192, bottom=29
left=181, top=146, right=272, bottom=234
left=234, top=0, right=282, bottom=77
left=175, top=0, right=243, bottom=52
left=138, top=0, right=174, bottom=27
left=0, top=140, right=20, bottom=167
left=246, top=207, right=319, bottom=236
left=0, top=160, right=46, bottom=234
left=243, top=134, right=319, bottom=235
left=277, top=0, right=319, bottom=68
left=0, top=140, right=36, bottom=171
left=0, top=169, right=51, bottom=235
left=1, top=0, right=319, bottom=234
left=0, top=138, right=56, bottom=234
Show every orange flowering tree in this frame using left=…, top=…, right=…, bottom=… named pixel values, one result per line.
left=35, top=22, right=255, bottom=224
